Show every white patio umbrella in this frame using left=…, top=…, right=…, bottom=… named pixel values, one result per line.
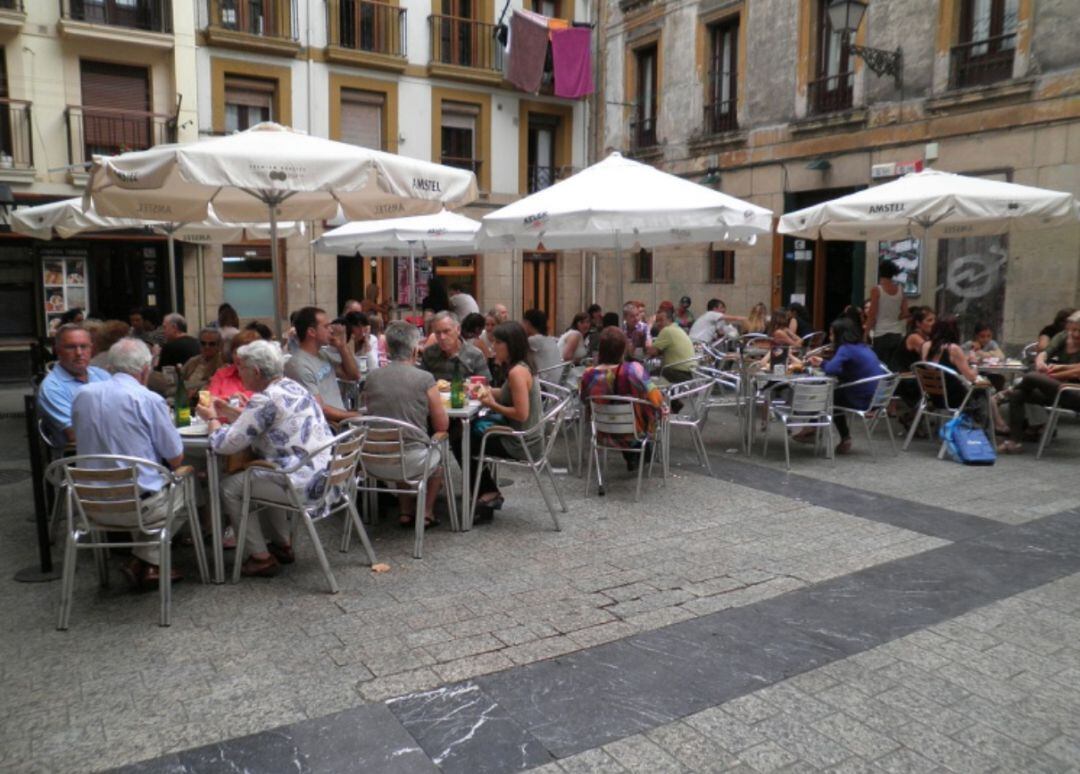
left=84, top=122, right=479, bottom=328
left=11, top=197, right=303, bottom=313
left=313, top=209, right=480, bottom=311
left=778, top=169, right=1080, bottom=241
left=479, top=151, right=773, bottom=308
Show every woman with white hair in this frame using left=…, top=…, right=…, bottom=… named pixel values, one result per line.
left=196, top=339, right=336, bottom=577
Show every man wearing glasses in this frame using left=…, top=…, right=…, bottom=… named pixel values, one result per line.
left=179, top=327, right=225, bottom=395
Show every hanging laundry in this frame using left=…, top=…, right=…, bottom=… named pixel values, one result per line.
left=507, top=10, right=549, bottom=94
left=551, top=26, right=594, bottom=99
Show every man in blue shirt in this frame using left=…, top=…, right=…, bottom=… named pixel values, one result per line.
left=37, top=324, right=110, bottom=446
left=72, top=337, right=188, bottom=588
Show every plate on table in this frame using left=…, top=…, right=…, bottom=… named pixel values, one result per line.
left=178, top=422, right=209, bottom=437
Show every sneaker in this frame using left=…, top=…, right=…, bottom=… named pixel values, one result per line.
left=222, top=526, right=237, bottom=550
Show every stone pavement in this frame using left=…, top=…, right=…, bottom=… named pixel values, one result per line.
left=0, top=398, right=1078, bottom=773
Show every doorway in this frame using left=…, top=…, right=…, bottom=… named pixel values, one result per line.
left=781, top=186, right=865, bottom=330
left=523, top=252, right=557, bottom=325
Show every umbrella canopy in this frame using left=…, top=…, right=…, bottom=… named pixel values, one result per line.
left=84, top=122, right=478, bottom=328
left=778, top=169, right=1080, bottom=241
left=480, top=151, right=773, bottom=250
left=10, top=197, right=303, bottom=243
left=85, top=122, right=478, bottom=224
left=313, top=209, right=480, bottom=256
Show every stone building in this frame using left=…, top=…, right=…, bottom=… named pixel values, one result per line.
left=594, top=0, right=1080, bottom=347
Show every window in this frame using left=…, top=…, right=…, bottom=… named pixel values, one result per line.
left=810, top=0, right=852, bottom=114
left=632, top=44, right=658, bottom=149
left=633, top=248, right=653, bottom=283
left=532, top=0, right=559, bottom=18
left=222, top=243, right=274, bottom=318
left=441, top=101, right=479, bottom=172
left=79, top=60, right=151, bottom=157
left=339, top=88, right=384, bottom=149
left=438, top=0, right=476, bottom=67
left=225, top=76, right=275, bottom=133
left=705, top=17, right=738, bottom=134
left=708, top=247, right=735, bottom=284
left=220, top=0, right=273, bottom=36
left=952, top=0, right=1018, bottom=88
left=527, top=115, right=558, bottom=193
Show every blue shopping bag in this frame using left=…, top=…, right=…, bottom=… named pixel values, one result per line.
left=940, top=415, right=996, bottom=466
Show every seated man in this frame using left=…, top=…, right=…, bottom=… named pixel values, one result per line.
left=522, top=308, right=563, bottom=375
left=689, top=298, right=744, bottom=345
left=420, top=312, right=491, bottom=382
left=621, top=302, right=651, bottom=355
left=38, top=324, right=110, bottom=445
left=648, top=309, right=696, bottom=384
left=180, top=327, right=224, bottom=394
left=284, top=306, right=360, bottom=425
left=157, top=313, right=202, bottom=371
left=71, top=337, right=186, bottom=588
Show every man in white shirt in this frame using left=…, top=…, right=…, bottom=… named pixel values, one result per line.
left=448, top=283, right=480, bottom=320
left=689, top=298, right=745, bottom=344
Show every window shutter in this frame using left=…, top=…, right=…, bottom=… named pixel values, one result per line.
left=79, top=60, right=151, bottom=151
left=340, top=89, right=384, bottom=149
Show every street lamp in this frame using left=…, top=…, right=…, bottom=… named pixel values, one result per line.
left=827, top=0, right=902, bottom=88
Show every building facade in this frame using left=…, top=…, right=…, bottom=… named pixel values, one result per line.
left=595, top=0, right=1080, bottom=348
left=188, top=0, right=591, bottom=331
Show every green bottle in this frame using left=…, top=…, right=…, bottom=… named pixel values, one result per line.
left=174, top=370, right=191, bottom=427
left=450, top=361, right=465, bottom=409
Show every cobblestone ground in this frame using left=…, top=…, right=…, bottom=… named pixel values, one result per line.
left=1, top=397, right=1078, bottom=772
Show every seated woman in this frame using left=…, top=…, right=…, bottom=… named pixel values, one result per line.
left=802, top=317, right=885, bottom=455
left=179, top=327, right=224, bottom=394
left=745, top=303, right=768, bottom=335
left=787, top=302, right=813, bottom=340
left=767, top=308, right=802, bottom=348
left=362, top=321, right=449, bottom=526
left=208, top=328, right=264, bottom=401
left=894, top=306, right=935, bottom=420
left=1000, top=311, right=1080, bottom=453
left=197, top=340, right=338, bottom=578
left=343, top=311, right=380, bottom=375
left=471, top=322, right=544, bottom=521
left=558, top=312, right=592, bottom=365
left=461, top=312, right=493, bottom=361
left=920, top=315, right=1007, bottom=437
left=963, top=322, right=1005, bottom=362
left=1037, top=308, right=1074, bottom=353
left=579, top=326, right=665, bottom=471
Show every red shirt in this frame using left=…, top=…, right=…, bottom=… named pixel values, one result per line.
left=208, top=364, right=252, bottom=401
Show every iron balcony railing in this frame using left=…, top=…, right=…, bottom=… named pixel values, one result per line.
left=332, top=0, right=406, bottom=57
left=66, top=106, right=176, bottom=168
left=1, top=0, right=25, bottom=11
left=807, top=71, right=854, bottom=115
left=629, top=116, right=657, bottom=151
left=527, top=165, right=556, bottom=193
left=0, top=99, right=33, bottom=170
left=60, top=0, right=172, bottom=33
left=704, top=71, right=737, bottom=134
left=950, top=33, right=1016, bottom=89
left=428, top=15, right=503, bottom=72
left=211, top=0, right=297, bottom=40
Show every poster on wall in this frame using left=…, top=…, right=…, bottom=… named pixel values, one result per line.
left=40, top=246, right=89, bottom=336
left=878, top=238, right=920, bottom=296
left=395, top=256, right=431, bottom=307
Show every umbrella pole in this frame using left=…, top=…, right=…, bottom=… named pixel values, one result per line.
left=269, top=199, right=282, bottom=334
left=167, top=233, right=179, bottom=314
left=409, top=246, right=417, bottom=319
left=615, top=232, right=623, bottom=313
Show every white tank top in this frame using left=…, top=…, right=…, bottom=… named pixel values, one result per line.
left=874, top=283, right=905, bottom=336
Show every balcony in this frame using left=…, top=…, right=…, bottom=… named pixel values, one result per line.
left=60, top=0, right=173, bottom=39
left=0, top=0, right=25, bottom=32
left=950, top=33, right=1016, bottom=90
left=703, top=77, right=737, bottom=136
left=440, top=156, right=482, bottom=177
left=808, top=71, right=854, bottom=115
left=629, top=115, right=657, bottom=153
left=0, top=99, right=33, bottom=181
left=66, top=106, right=176, bottom=173
left=527, top=165, right=556, bottom=194
left=206, top=0, right=301, bottom=57
left=326, top=0, right=407, bottom=72
left=428, top=15, right=504, bottom=85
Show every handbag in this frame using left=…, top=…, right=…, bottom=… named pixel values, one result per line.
left=940, top=415, right=996, bottom=466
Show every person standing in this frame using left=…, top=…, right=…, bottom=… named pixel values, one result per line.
left=449, top=283, right=481, bottom=320
left=71, top=337, right=187, bottom=588
left=866, top=260, right=909, bottom=369
left=522, top=308, right=563, bottom=375
left=38, top=324, right=110, bottom=445
left=283, top=306, right=360, bottom=425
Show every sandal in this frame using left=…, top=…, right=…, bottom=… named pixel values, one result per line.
left=996, top=440, right=1023, bottom=454
left=477, top=493, right=504, bottom=511
left=398, top=513, right=416, bottom=528
left=267, top=542, right=294, bottom=565
left=241, top=555, right=280, bottom=577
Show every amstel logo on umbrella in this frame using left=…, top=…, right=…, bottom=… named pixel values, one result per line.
left=868, top=203, right=905, bottom=215
left=524, top=212, right=548, bottom=229
left=412, top=178, right=442, bottom=193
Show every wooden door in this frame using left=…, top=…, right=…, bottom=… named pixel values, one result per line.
left=523, top=252, right=557, bottom=326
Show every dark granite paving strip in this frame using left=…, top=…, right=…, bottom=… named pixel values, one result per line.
left=108, top=703, right=437, bottom=774
left=705, top=454, right=997, bottom=542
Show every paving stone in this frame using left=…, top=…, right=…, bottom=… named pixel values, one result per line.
left=555, top=747, right=628, bottom=773
left=603, top=734, right=689, bottom=773
left=645, top=720, right=739, bottom=772
left=432, top=651, right=515, bottom=684
left=755, top=713, right=853, bottom=769
left=685, top=707, right=769, bottom=753
left=734, top=740, right=800, bottom=773
left=719, top=693, right=782, bottom=725
left=890, top=721, right=997, bottom=774
left=811, top=713, right=900, bottom=760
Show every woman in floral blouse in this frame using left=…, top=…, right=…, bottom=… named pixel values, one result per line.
left=579, top=326, right=665, bottom=470
left=197, top=339, right=336, bottom=577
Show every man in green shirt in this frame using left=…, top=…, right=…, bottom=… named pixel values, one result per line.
left=648, top=309, right=696, bottom=384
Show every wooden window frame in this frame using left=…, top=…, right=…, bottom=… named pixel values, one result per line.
left=431, top=86, right=490, bottom=191
left=707, top=246, right=735, bottom=285
left=328, top=72, right=398, bottom=152
left=211, top=58, right=292, bottom=134
left=632, top=248, right=653, bottom=283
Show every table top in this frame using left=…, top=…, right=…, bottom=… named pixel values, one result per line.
left=446, top=400, right=482, bottom=419
left=752, top=369, right=831, bottom=383
left=976, top=360, right=1027, bottom=374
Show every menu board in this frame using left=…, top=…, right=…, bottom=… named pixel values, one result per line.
left=41, top=247, right=89, bottom=336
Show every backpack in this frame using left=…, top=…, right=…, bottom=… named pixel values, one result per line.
left=940, top=415, right=996, bottom=465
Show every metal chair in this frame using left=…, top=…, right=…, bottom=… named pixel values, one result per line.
left=660, top=356, right=702, bottom=382
left=469, top=390, right=570, bottom=530
left=48, top=454, right=209, bottom=629
left=585, top=395, right=665, bottom=502
left=902, top=361, right=982, bottom=459
left=665, top=376, right=715, bottom=474
left=231, top=429, right=376, bottom=591
left=1021, top=341, right=1040, bottom=365
left=1036, top=385, right=1080, bottom=459
left=801, top=331, right=827, bottom=350
left=337, top=378, right=362, bottom=411
left=537, top=360, right=573, bottom=387
left=539, top=378, right=583, bottom=475
left=350, top=417, right=454, bottom=559
left=761, top=377, right=835, bottom=470
left=834, top=371, right=901, bottom=461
